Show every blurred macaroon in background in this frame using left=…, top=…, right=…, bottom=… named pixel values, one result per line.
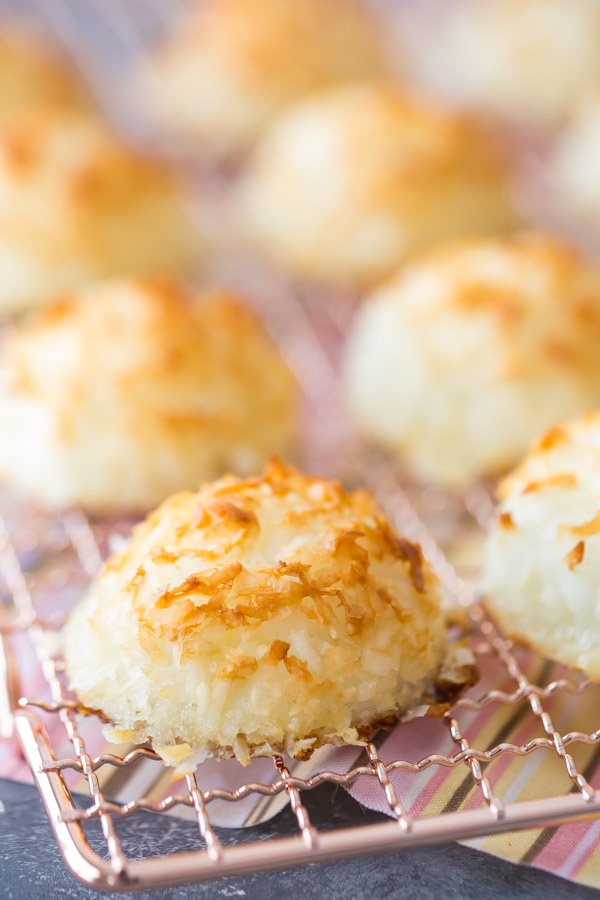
left=0, top=0, right=599, bottom=507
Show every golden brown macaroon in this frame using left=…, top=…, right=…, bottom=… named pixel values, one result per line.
left=344, top=232, right=600, bottom=487
left=138, top=0, right=388, bottom=159
left=238, top=82, right=517, bottom=287
left=0, top=111, right=200, bottom=314
left=64, top=460, right=446, bottom=772
left=0, top=26, right=89, bottom=119
left=0, top=280, right=295, bottom=512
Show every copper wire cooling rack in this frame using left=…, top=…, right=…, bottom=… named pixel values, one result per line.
left=2, top=462, right=600, bottom=893
left=1, top=0, right=600, bottom=891
left=2, top=268, right=600, bottom=891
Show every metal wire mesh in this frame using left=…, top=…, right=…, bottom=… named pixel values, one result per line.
left=2, top=276, right=600, bottom=890
left=0, top=0, right=600, bottom=891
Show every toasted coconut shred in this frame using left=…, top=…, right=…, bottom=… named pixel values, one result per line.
left=64, top=461, right=453, bottom=774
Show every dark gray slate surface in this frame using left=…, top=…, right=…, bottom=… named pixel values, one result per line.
left=0, top=777, right=598, bottom=899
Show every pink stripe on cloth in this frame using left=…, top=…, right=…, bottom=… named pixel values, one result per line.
left=531, top=819, right=597, bottom=880
left=347, top=654, right=518, bottom=818
left=405, top=698, right=514, bottom=816
left=348, top=716, right=454, bottom=815
left=460, top=714, right=543, bottom=813
left=560, top=820, right=600, bottom=880
left=2, top=756, right=33, bottom=782
left=524, top=752, right=600, bottom=877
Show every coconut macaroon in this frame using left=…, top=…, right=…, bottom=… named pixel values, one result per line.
left=402, top=0, right=600, bottom=128
left=64, top=461, right=446, bottom=770
left=0, top=280, right=295, bottom=513
left=138, top=0, right=387, bottom=159
left=238, top=83, right=516, bottom=286
left=547, top=89, right=600, bottom=232
left=0, top=27, right=88, bottom=119
left=344, top=233, right=600, bottom=487
left=483, top=412, right=600, bottom=678
left=0, top=112, right=200, bottom=315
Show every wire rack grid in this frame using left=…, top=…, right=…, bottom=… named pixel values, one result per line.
left=0, top=0, right=599, bottom=892
left=2, top=275, right=600, bottom=891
